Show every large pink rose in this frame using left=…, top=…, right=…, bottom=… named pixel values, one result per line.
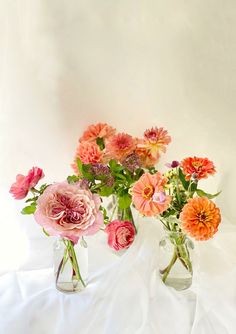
left=34, top=182, right=104, bottom=243
left=105, top=220, right=136, bottom=251
left=10, top=167, right=44, bottom=200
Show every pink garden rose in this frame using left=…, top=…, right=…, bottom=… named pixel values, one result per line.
left=10, top=167, right=44, bottom=200
left=34, top=182, right=103, bottom=243
left=105, top=220, right=136, bottom=251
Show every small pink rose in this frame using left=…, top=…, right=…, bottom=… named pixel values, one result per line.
left=26, top=167, right=44, bottom=188
left=10, top=167, right=44, bottom=200
left=105, top=220, right=136, bottom=251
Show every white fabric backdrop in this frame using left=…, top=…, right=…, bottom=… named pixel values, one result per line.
left=0, top=1, right=236, bottom=333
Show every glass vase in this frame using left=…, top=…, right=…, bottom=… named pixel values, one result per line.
left=159, top=230, right=194, bottom=290
left=107, top=194, right=136, bottom=228
left=53, top=237, right=88, bottom=293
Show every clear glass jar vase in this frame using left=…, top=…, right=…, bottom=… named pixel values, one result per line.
left=53, top=237, right=88, bottom=293
left=159, top=230, right=194, bottom=290
left=107, top=195, right=136, bottom=228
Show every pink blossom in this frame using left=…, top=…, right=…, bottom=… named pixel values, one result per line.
left=10, top=167, right=44, bottom=200
left=34, top=182, right=103, bottom=243
left=105, top=220, right=136, bottom=251
left=27, top=167, right=45, bottom=188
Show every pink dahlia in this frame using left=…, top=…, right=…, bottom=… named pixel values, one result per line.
left=79, top=123, right=116, bottom=143
left=105, top=220, right=136, bottom=251
left=106, top=133, right=137, bottom=161
left=180, top=157, right=216, bottom=181
left=10, top=167, right=44, bottom=200
left=72, top=142, right=103, bottom=174
left=34, top=182, right=103, bottom=243
left=132, top=172, right=171, bottom=216
left=144, top=127, right=171, bottom=150
left=136, top=127, right=171, bottom=168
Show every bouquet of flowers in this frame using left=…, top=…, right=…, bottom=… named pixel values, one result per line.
left=131, top=157, right=221, bottom=290
left=10, top=167, right=104, bottom=293
left=70, top=123, right=171, bottom=252
left=10, top=122, right=222, bottom=292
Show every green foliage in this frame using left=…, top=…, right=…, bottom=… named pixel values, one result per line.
left=39, top=183, right=48, bottom=194
left=196, top=189, right=221, bottom=199
left=67, top=175, right=80, bottom=184
left=96, top=137, right=105, bottom=150
left=178, top=168, right=189, bottom=190
left=118, top=193, right=132, bottom=209
left=21, top=203, right=36, bottom=215
left=99, top=186, right=114, bottom=196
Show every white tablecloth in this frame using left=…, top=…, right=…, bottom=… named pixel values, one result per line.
left=1, top=219, right=236, bottom=334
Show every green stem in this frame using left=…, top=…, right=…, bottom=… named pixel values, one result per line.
left=161, top=250, right=178, bottom=283
left=63, top=239, right=86, bottom=288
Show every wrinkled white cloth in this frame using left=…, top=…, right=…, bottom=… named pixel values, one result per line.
left=1, top=219, right=236, bottom=334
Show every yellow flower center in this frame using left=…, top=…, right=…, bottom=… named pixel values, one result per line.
left=197, top=211, right=209, bottom=223
left=192, top=161, right=202, bottom=168
left=142, top=185, right=154, bottom=199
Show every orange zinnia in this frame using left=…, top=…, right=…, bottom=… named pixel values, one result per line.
left=180, top=197, right=221, bottom=240
left=180, top=156, right=216, bottom=181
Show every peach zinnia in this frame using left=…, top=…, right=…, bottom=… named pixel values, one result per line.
left=106, top=133, right=137, bottom=161
left=132, top=172, right=171, bottom=216
left=181, top=156, right=216, bottom=181
left=180, top=197, right=221, bottom=241
left=79, top=123, right=116, bottom=143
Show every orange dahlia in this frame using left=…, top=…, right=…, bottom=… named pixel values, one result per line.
left=181, top=156, right=216, bottom=181
left=79, top=123, right=116, bottom=143
left=106, top=133, right=137, bottom=161
left=180, top=197, right=221, bottom=240
left=71, top=142, right=103, bottom=174
left=132, top=172, right=171, bottom=216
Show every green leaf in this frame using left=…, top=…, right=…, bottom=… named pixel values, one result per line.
left=190, top=182, right=198, bottom=192
left=118, top=193, right=132, bottom=209
left=77, top=158, right=83, bottom=174
left=25, top=197, right=38, bottom=203
left=178, top=168, right=189, bottom=190
left=96, top=137, right=105, bottom=150
left=196, top=189, right=221, bottom=199
left=99, top=186, right=114, bottom=196
left=81, top=164, right=94, bottom=181
left=67, top=175, right=80, bottom=184
left=109, top=159, right=124, bottom=173
left=21, top=204, right=36, bottom=215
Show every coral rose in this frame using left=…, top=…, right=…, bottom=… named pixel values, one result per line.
left=79, top=123, right=116, bottom=143
left=106, top=133, right=137, bottom=161
left=34, top=182, right=104, bottom=243
left=105, top=220, right=135, bottom=251
left=132, top=172, right=171, bottom=216
left=10, top=167, right=44, bottom=200
left=181, top=157, right=216, bottom=181
left=180, top=197, right=221, bottom=240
